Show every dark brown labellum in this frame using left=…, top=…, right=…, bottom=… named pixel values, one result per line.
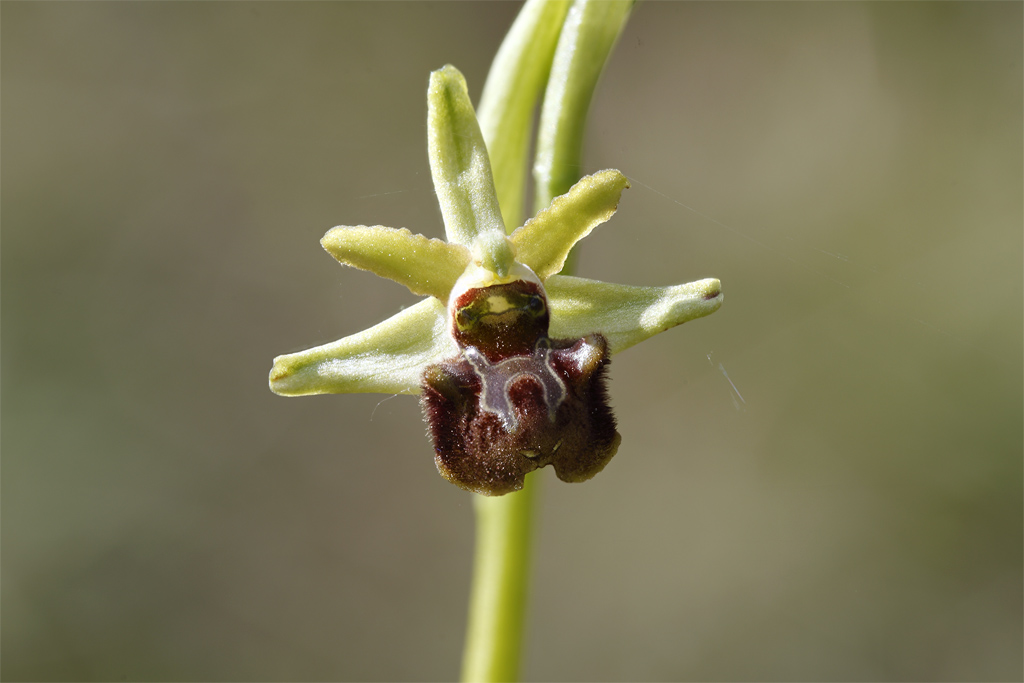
left=421, top=280, right=620, bottom=496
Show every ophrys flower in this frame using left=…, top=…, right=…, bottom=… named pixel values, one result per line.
left=269, top=65, right=722, bottom=495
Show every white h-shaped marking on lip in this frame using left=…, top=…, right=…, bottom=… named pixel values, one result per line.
left=464, top=342, right=566, bottom=432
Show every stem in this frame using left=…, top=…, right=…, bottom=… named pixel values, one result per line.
left=477, top=0, right=572, bottom=232
left=461, top=476, right=537, bottom=682
left=534, top=0, right=633, bottom=211
left=533, top=0, right=632, bottom=275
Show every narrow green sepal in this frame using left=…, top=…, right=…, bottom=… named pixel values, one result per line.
left=510, top=169, right=629, bottom=279
left=321, top=225, right=470, bottom=300
left=545, top=274, right=723, bottom=355
left=428, top=65, right=507, bottom=246
left=269, top=298, right=455, bottom=396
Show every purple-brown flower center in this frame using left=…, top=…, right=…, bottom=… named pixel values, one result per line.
left=450, top=280, right=549, bottom=362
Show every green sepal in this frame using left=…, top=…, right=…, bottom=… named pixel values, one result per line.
left=428, top=65, right=507, bottom=247
left=510, top=169, right=628, bottom=279
left=545, top=274, right=723, bottom=355
left=321, top=225, right=470, bottom=300
left=269, top=298, right=455, bottom=396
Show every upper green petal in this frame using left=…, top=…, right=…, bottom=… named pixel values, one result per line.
left=269, top=297, right=455, bottom=396
left=545, top=274, right=723, bottom=355
left=510, top=169, right=628, bottom=280
left=428, top=65, right=507, bottom=248
left=321, top=225, right=470, bottom=300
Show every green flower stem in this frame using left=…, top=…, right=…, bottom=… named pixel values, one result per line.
left=461, top=3, right=632, bottom=681
left=461, top=476, right=537, bottom=682
left=477, top=0, right=571, bottom=232
left=535, top=0, right=633, bottom=212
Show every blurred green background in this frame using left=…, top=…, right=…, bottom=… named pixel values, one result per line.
left=3, top=2, right=1021, bottom=681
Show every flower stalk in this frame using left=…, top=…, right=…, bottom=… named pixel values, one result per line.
left=461, top=479, right=537, bottom=682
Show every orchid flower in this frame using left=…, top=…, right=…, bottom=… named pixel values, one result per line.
left=269, top=65, right=721, bottom=495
